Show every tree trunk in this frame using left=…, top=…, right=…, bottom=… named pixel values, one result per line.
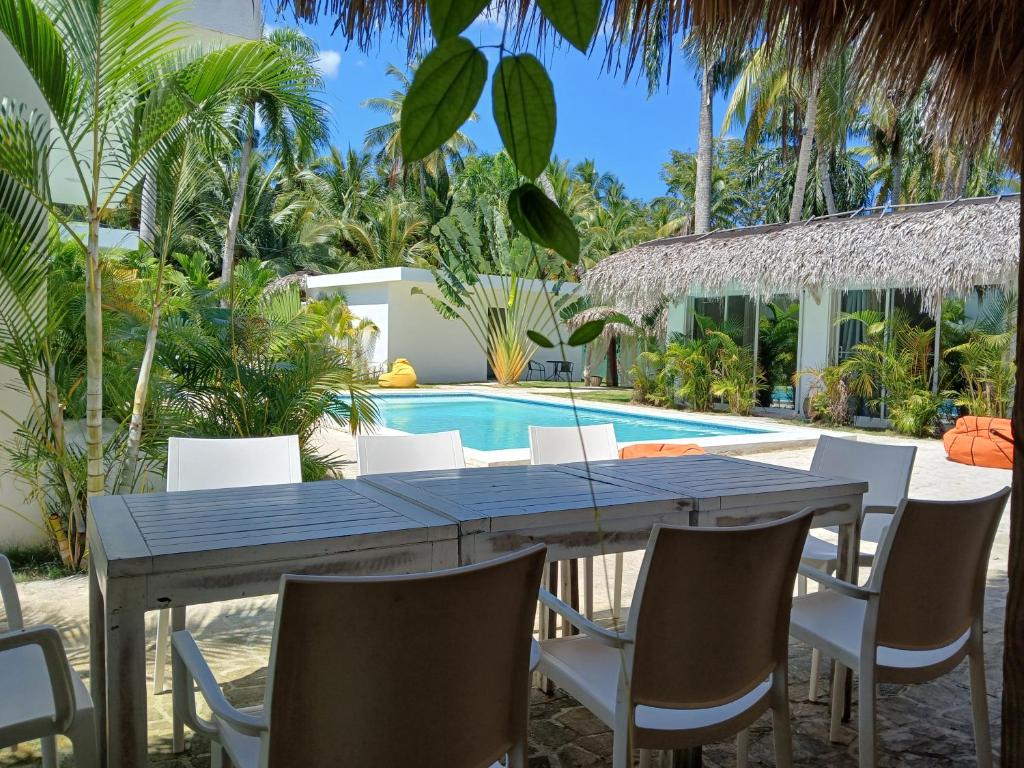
left=789, top=68, right=821, bottom=223
left=891, top=134, right=904, bottom=206
left=1004, top=193, right=1024, bottom=767
left=140, top=172, right=157, bottom=246
left=941, top=151, right=959, bottom=200
left=607, top=335, right=618, bottom=387
left=955, top=151, right=972, bottom=197
left=694, top=65, right=714, bottom=235
left=221, top=105, right=254, bottom=295
left=85, top=213, right=104, bottom=497
left=122, top=302, right=161, bottom=492
left=817, top=148, right=837, bottom=215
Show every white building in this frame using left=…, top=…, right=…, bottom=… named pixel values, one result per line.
left=305, top=267, right=584, bottom=384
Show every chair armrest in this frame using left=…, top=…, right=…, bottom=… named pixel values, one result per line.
left=0, top=626, right=75, bottom=732
left=862, top=505, right=898, bottom=516
left=171, top=630, right=267, bottom=737
left=798, top=564, right=877, bottom=601
left=538, top=589, right=628, bottom=647
left=0, top=555, right=23, bottom=630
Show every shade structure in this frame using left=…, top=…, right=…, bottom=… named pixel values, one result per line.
left=583, top=195, right=1021, bottom=316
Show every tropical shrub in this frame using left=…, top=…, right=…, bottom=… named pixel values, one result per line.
left=889, top=390, right=946, bottom=437
left=757, top=301, right=800, bottom=406
left=798, top=366, right=852, bottom=425
left=708, top=330, right=764, bottom=415
left=945, top=291, right=1016, bottom=418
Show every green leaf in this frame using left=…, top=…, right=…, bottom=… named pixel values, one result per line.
left=568, top=319, right=606, bottom=347
left=492, top=55, right=556, bottom=179
left=427, top=0, right=490, bottom=41
left=527, top=330, right=555, bottom=348
left=401, top=38, right=487, bottom=163
left=535, top=0, right=601, bottom=52
left=508, top=183, right=580, bottom=263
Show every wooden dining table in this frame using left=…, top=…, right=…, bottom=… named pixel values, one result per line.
left=88, top=455, right=866, bottom=768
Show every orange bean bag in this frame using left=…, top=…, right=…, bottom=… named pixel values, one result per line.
left=943, top=416, right=1013, bottom=469
left=619, top=443, right=706, bottom=460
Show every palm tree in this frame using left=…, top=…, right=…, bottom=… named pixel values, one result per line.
left=220, top=28, right=328, bottom=293
left=0, top=0, right=330, bottom=506
left=363, top=63, right=477, bottom=187
left=344, top=196, right=435, bottom=267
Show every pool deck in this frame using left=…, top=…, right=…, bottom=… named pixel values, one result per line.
left=356, top=385, right=826, bottom=466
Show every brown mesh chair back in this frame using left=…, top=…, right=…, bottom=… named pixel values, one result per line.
left=873, top=489, right=1008, bottom=652
left=628, top=511, right=813, bottom=710
left=263, top=545, right=546, bottom=767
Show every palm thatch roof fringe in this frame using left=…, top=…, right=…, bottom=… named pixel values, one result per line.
left=583, top=195, right=1021, bottom=316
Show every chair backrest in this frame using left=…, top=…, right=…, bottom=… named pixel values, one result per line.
left=0, top=554, right=23, bottom=630
left=528, top=424, right=619, bottom=465
left=810, top=435, right=916, bottom=512
left=262, top=545, right=547, bottom=768
left=871, top=488, right=1009, bottom=652
left=166, top=436, right=302, bottom=492
left=627, top=511, right=812, bottom=710
left=356, top=430, right=466, bottom=475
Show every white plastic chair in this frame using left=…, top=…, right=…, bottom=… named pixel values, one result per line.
left=356, top=430, right=466, bottom=475
left=537, top=511, right=813, bottom=768
left=154, top=435, right=303, bottom=696
left=172, top=545, right=547, bottom=767
left=791, top=488, right=1008, bottom=768
left=528, top=424, right=624, bottom=623
left=800, top=435, right=916, bottom=699
left=0, top=555, right=97, bottom=768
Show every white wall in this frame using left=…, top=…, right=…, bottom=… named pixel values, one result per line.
left=794, top=288, right=837, bottom=415
left=389, top=281, right=488, bottom=383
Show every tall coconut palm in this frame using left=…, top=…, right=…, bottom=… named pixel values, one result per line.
left=0, top=0, right=332, bottom=503
left=220, top=27, right=328, bottom=293
left=344, top=196, right=434, bottom=267
left=363, top=62, right=478, bottom=187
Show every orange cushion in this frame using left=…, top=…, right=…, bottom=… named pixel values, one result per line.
left=943, top=416, right=1013, bottom=469
left=619, top=443, right=706, bottom=460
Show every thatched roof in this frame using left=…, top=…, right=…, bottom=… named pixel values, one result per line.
left=280, top=0, right=1022, bottom=169
left=263, top=269, right=322, bottom=295
left=583, top=195, right=1021, bottom=315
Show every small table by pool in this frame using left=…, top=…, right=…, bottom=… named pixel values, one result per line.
left=546, top=360, right=574, bottom=381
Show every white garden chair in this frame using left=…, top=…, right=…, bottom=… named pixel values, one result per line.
left=537, top=511, right=813, bottom=768
left=172, top=545, right=547, bottom=767
left=356, top=430, right=466, bottom=475
left=800, top=435, right=916, bottom=699
left=528, top=424, right=624, bottom=622
left=0, top=555, right=97, bottom=768
left=154, top=435, right=303, bottom=697
left=791, top=488, right=1008, bottom=768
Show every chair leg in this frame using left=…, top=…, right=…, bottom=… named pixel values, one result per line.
left=69, top=707, right=100, bottom=768
left=584, top=557, right=595, bottom=619
left=969, top=638, right=993, bottom=768
left=797, top=574, right=807, bottom=596
left=736, top=729, right=750, bottom=768
left=638, top=748, right=653, bottom=768
left=858, top=665, right=877, bottom=768
left=830, top=662, right=846, bottom=743
left=612, top=553, right=624, bottom=623
left=808, top=648, right=822, bottom=701
left=40, top=735, right=57, bottom=768
left=211, top=741, right=233, bottom=768
left=154, top=606, right=171, bottom=694
left=771, top=667, right=794, bottom=768
left=171, top=605, right=187, bottom=752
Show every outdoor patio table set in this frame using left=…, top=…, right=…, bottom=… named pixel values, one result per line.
left=86, top=446, right=866, bottom=767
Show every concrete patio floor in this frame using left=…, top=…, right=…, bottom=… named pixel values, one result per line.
left=1, top=426, right=1012, bottom=766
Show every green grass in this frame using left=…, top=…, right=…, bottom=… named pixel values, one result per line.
left=2, top=544, right=75, bottom=582
left=544, top=388, right=636, bottom=405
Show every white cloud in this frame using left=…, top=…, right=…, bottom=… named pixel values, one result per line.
left=315, top=50, right=342, bottom=78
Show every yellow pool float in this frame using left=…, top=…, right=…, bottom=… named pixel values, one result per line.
left=379, top=358, right=418, bottom=388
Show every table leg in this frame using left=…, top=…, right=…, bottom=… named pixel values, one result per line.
left=171, top=606, right=186, bottom=753
left=89, top=567, right=106, bottom=766
left=669, top=748, right=702, bottom=767
left=104, top=578, right=148, bottom=768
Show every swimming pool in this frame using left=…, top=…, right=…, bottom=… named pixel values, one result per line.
left=370, top=393, right=771, bottom=452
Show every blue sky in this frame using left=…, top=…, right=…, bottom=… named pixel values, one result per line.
left=269, top=13, right=731, bottom=201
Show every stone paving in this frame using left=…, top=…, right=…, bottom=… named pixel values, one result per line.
left=0, top=417, right=1013, bottom=766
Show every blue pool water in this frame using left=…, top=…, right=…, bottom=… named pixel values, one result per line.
left=371, top=394, right=771, bottom=451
